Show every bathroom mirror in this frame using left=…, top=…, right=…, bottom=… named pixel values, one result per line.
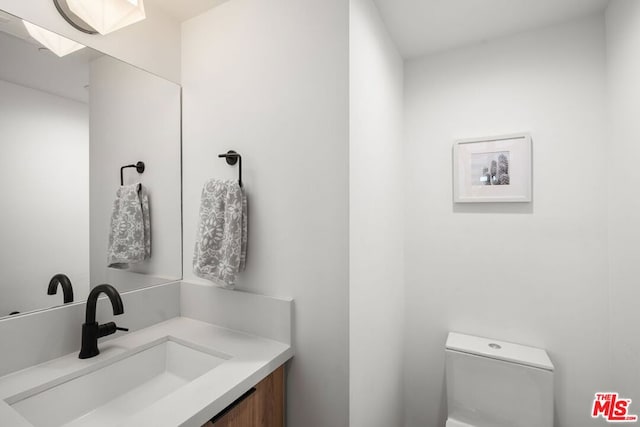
left=0, top=10, right=182, bottom=319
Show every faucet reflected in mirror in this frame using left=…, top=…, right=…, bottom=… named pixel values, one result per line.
left=47, top=274, right=74, bottom=304
left=79, top=284, right=128, bottom=359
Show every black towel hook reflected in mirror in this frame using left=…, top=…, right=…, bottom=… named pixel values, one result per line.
left=218, top=150, right=242, bottom=187
left=120, top=161, right=145, bottom=186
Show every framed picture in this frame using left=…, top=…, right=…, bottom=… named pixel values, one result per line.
left=453, top=133, right=532, bottom=203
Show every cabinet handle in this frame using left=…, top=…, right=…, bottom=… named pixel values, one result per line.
left=209, top=387, right=257, bottom=424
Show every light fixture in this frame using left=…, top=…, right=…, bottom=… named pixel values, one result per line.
left=65, top=0, right=146, bottom=36
left=23, top=21, right=85, bottom=57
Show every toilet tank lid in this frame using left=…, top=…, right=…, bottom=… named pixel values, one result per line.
left=446, top=332, right=554, bottom=371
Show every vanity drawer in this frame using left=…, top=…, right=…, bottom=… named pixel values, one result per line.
left=203, top=365, right=285, bottom=427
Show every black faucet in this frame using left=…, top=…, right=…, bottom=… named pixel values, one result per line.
left=79, top=284, right=128, bottom=359
left=48, top=273, right=74, bottom=304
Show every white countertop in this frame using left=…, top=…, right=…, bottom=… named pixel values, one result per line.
left=0, top=317, right=293, bottom=427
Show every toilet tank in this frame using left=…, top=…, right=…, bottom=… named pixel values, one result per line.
left=445, top=333, right=554, bottom=427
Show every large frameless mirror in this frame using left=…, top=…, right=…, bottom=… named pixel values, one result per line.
left=0, top=9, right=182, bottom=319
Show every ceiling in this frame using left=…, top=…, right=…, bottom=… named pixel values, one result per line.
left=0, top=1, right=231, bottom=59
left=372, top=0, right=610, bottom=59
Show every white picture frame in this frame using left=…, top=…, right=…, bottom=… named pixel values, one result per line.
left=453, top=133, right=532, bottom=203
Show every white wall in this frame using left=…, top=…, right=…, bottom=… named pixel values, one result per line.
left=605, top=0, right=640, bottom=403
left=403, top=15, right=610, bottom=427
left=181, top=0, right=349, bottom=425
left=89, top=55, right=182, bottom=292
left=349, top=1, right=404, bottom=426
left=0, top=0, right=181, bottom=82
left=0, top=79, right=90, bottom=317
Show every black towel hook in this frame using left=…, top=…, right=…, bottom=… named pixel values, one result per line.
left=218, top=150, right=242, bottom=187
left=120, top=161, right=145, bottom=186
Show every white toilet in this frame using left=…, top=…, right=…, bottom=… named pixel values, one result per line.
left=445, top=332, right=554, bottom=427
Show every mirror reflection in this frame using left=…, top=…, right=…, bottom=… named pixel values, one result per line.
left=0, top=10, right=182, bottom=319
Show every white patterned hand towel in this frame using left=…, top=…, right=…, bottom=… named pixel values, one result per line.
left=107, top=183, right=151, bottom=269
left=193, top=179, right=247, bottom=288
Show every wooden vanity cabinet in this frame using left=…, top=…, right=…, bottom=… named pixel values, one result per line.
left=203, top=365, right=285, bottom=427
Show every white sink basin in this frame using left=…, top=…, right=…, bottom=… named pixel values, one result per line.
left=6, top=337, right=228, bottom=427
